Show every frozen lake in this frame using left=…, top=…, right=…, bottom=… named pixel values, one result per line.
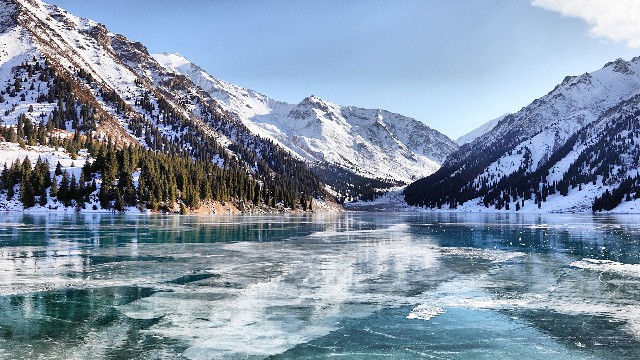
left=0, top=212, right=639, bottom=359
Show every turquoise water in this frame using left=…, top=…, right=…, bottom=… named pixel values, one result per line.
left=0, top=212, right=639, bottom=359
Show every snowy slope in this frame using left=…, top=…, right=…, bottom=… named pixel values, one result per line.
left=152, top=53, right=458, bottom=184
left=445, top=58, right=640, bottom=181
left=456, top=114, right=506, bottom=145
left=406, top=56, right=640, bottom=213
left=1, top=0, right=174, bottom=143
left=450, top=95, right=640, bottom=213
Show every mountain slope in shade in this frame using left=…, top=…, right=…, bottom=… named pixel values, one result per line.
left=455, top=114, right=507, bottom=146
left=152, top=53, right=458, bottom=186
left=405, top=56, right=640, bottom=213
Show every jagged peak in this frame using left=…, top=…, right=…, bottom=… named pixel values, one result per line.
left=608, top=58, right=634, bottom=75
left=299, top=94, right=341, bottom=109
left=112, top=34, right=149, bottom=56
left=301, top=94, right=322, bottom=104
left=604, top=57, right=627, bottom=68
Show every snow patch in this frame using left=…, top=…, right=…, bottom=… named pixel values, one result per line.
left=407, top=304, right=446, bottom=320
left=571, top=258, right=640, bottom=278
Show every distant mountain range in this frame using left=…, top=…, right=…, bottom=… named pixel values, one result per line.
left=152, top=53, right=457, bottom=199
left=406, top=57, right=640, bottom=213
left=455, top=114, right=506, bottom=146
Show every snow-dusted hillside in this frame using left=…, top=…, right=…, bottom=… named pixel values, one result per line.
left=0, top=0, right=219, bottom=145
left=152, top=53, right=458, bottom=185
left=406, top=56, right=640, bottom=213
left=0, top=141, right=133, bottom=212
left=457, top=58, right=640, bottom=182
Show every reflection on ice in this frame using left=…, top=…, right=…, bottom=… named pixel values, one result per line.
left=121, top=224, right=445, bottom=359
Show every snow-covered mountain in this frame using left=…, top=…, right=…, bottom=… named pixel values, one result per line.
left=0, top=0, right=459, bottom=209
left=0, top=0, right=223, bottom=145
left=152, top=53, right=458, bottom=186
left=455, top=114, right=507, bottom=146
left=406, top=56, right=640, bottom=213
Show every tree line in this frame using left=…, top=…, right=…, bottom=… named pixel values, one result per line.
left=0, top=57, right=321, bottom=212
left=405, top=100, right=640, bottom=212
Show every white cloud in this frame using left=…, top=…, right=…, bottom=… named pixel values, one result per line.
left=532, top=0, right=640, bottom=48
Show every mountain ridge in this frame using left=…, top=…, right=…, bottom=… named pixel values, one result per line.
left=151, top=52, right=458, bottom=190
left=405, top=55, right=640, bottom=213
left=455, top=114, right=506, bottom=146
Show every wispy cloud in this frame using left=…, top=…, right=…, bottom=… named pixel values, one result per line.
left=532, top=0, right=640, bottom=48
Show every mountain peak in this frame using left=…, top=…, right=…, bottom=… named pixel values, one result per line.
left=294, top=95, right=344, bottom=122
left=151, top=52, right=192, bottom=74
left=603, top=57, right=634, bottom=75
left=162, top=52, right=189, bottom=62
left=300, top=94, right=329, bottom=106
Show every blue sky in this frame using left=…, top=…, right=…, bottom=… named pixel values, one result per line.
left=48, top=0, right=639, bottom=139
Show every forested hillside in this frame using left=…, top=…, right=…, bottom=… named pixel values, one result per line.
left=0, top=0, right=328, bottom=212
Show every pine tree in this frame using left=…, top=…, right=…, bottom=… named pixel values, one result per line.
left=7, top=184, right=14, bottom=201
left=114, top=188, right=124, bottom=211
left=59, top=171, right=69, bottom=204
left=39, top=190, right=48, bottom=206
left=50, top=175, right=58, bottom=198
left=68, top=174, right=77, bottom=206
left=0, top=164, right=8, bottom=190
left=99, top=185, right=111, bottom=209
left=82, top=161, right=92, bottom=182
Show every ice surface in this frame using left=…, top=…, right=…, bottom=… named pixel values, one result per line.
left=1, top=213, right=640, bottom=359
left=571, top=258, right=640, bottom=278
